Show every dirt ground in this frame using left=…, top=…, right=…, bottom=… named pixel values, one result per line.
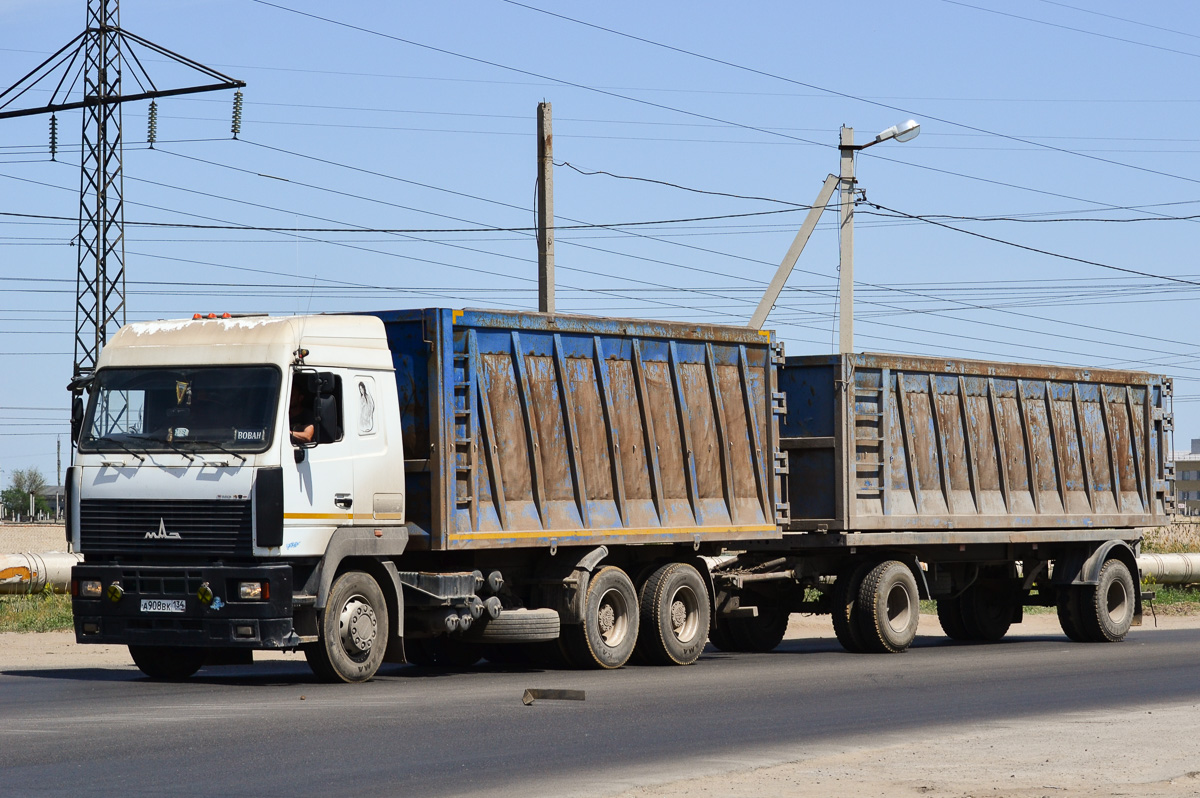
left=4, top=613, right=1200, bottom=798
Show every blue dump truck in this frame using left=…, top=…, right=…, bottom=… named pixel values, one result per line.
left=67, top=309, right=1173, bottom=681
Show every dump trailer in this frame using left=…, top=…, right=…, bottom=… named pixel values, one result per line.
left=708, top=353, right=1173, bottom=654
left=67, top=311, right=1173, bottom=681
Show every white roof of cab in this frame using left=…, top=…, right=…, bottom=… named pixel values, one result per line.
left=97, top=314, right=393, bottom=371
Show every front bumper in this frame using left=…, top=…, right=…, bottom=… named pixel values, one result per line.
left=72, top=562, right=298, bottom=649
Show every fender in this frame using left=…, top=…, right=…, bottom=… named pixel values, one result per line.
left=1051, top=540, right=1138, bottom=586
left=304, top=526, right=409, bottom=635
left=1052, top=540, right=1143, bottom=627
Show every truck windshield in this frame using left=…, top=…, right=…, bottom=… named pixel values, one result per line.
left=78, top=366, right=281, bottom=455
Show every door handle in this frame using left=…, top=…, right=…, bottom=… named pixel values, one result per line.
left=334, top=493, right=353, bottom=509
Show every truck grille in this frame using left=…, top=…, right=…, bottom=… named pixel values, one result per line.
left=80, top=499, right=253, bottom=556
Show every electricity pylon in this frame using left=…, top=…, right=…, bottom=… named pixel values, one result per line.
left=0, top=0, right=244, bottom=384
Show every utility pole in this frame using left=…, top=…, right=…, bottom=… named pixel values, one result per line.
left=0, top=0, right=245, bottom=386
left=838, top=126, right=856, bottom=355
left=536, top=101, right=555, bottom=313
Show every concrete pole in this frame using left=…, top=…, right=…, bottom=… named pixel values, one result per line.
left=838, top=126, right=856, bottom=355
left=537, top=102, right=555, bottom=314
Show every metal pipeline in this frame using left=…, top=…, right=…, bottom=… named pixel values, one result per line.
left=1137, top=553, right=1200, bottom=585
left=0, top=552, right=83, bottom=594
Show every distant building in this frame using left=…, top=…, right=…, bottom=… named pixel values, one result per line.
left=1173, top=439, right=1200, bottom=517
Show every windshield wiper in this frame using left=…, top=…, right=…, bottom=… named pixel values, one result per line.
left=126, top=433, right=195, bottom=462
left=187, top=439, right=248, bottom=463
left=91, top=436, right=146, bottom=462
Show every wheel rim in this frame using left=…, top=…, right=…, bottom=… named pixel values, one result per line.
left=596, top=587, right=630, bottom=649
left=885, top=582, right=913, bottom=633
left=667, top=584, right=700, bottom=644
left=1105, top=576, right=1130, bottom=625
left=338, top=594, right=378, bottom=660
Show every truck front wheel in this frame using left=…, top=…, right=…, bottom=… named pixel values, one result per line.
left=305, top=570, right=389, bottom=683
left=128, top=645, right=206, bottom=680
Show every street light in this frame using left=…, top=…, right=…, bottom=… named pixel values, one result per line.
left=837, top=119, right=920, bottom=354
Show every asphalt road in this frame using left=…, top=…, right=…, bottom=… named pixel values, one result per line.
left=3, top=627, right=1200, bottom=798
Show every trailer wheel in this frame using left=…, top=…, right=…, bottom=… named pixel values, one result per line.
left=856, top=560, right=920, bottom=653
left=304, top=570, right=388, bottom=683
left=1084, top=559, right=1135, bottom=642
left=636, top=563, right=710, bottom=666
left=935, top=596, right=971, bottom=641
left=128, top=645, right=206, bottom=680
left=832, top=562, right=874, bottom=653
left=959, top=582, right=1014, bottom=642
left=1056, top=585, right=1090, bottom=643
left=560, top=566, right=639, bottom=669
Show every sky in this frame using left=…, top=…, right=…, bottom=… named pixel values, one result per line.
left=1, top=0, right=1199, bottom=485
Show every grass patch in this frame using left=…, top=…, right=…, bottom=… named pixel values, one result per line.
left=0, top=591, right=74, bottom=633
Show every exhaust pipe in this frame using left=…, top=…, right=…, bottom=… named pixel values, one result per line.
left=0, top=552, right=83, bottom=594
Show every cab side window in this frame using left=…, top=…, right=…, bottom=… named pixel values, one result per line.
left=315, top=372, right=344, bottom=444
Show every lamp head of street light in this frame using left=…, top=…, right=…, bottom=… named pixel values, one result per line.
left=877, top=119, right=920, bottom=144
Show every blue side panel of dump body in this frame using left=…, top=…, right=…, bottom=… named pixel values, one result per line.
left=779, top=352, right=1174, bottom=534
left=367, top=308, right=783, bottom=552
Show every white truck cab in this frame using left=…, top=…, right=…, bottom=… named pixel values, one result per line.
left=70, top=314, right=407, bottom=675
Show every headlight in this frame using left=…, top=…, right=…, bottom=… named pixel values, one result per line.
left=78, top=580, right=103, bottom=598
left=238, top=581, right=268, bottom=600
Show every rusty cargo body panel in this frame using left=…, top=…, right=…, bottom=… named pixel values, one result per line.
left=370, top=308, right=783, bottom=551
left=779, top=353, right=1173, bottom=535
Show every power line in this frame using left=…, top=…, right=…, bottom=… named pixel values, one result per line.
left=939, top=0, right=1200, bottom=60
left=866, top=200, right=1200, bottom=290
left=495, top=0, right=1200, bottom=189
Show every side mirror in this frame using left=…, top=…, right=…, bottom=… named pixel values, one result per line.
left=70, top=396, right=84, bottom=443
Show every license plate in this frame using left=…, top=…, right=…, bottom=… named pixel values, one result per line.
left=141, top=599, right=186, bottom=613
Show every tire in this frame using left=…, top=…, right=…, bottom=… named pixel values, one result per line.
left=959, top=582, right=1015, bottom=642
left=128, top=645, right=206, bottom=680
left=636, top=563, right=711, bottom=666
left=856, top=560, right=920, bottom=653
left=1084, top=559, right=1135, bottom=643
left=461, top=608, right=560, bottom=644
left=832, top=562, right=874, bottom=653
left=559, top=566, right=639, bottom=669
left=1057, top=585, right=1091, bottom=643
left=304, top=570, right=388, bottom=683
left=936, top=596, right=971, bottom=641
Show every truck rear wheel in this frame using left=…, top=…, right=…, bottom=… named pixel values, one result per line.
left=832, top=562, right=874, bottom=653
left=560, top=566, right=639, bottom=669
left=856, top=560, right=920, bottom=653
left=636, top=563, right=710, bottom=665
left=128, top=645, right=206, bottom=680
left=304, top=570, right=389, bottom=683
left=1084, top=559, right=1135, bottom=642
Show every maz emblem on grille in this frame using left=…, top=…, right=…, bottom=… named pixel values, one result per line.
left=145, top=518, right=182, bottom=540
